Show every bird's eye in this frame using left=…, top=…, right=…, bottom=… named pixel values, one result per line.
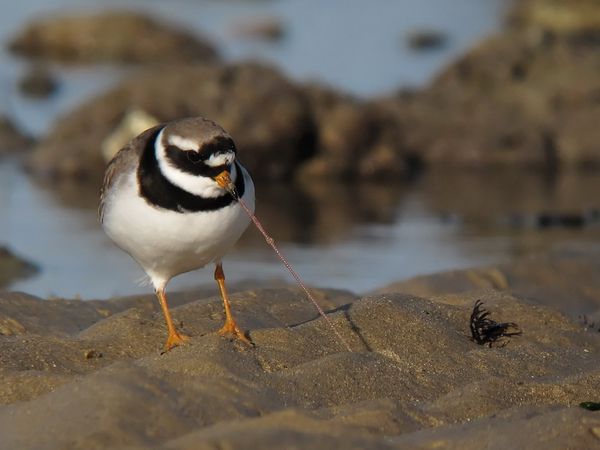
left=185, top=151, right=202, bottom=164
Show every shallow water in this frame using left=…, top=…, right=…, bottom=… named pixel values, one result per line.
left=6, top=0, right=596, bottom=300
left=5, top=153, right=600, bottom=299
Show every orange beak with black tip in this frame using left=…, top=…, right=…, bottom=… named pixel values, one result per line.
left=214, top=170, right=238, bottom=199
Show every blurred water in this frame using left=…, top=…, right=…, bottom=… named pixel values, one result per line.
left=8, top=0, right=589, bottom=300
left=0, top=158, right=511, bottom=298
left=5, top=151, right=600, bottom=299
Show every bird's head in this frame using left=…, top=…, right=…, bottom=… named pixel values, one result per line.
left=157, top=118, right=239, bottom=197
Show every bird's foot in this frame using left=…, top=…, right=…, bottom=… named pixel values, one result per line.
left=218, top=320, right=254, bottom=346
left=162, top=331, right=190, bottom=353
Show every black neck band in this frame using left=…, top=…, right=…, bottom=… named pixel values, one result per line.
left=137, top=129, right=245, bottom=213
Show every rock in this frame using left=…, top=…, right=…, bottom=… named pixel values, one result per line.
left=510, top=0, right=600, bottom=39
left=29, top=63, right=414, bottom=182
left=0, top=117, right=33, bottom=154
left=298, top=84, right=411, bottom=180
left=9, top=11, right=218, bottom=64
left=406, top=28, right=448, bottom=51
left=18, top=65, right=59, bottom=98
left=0, top=247, right=37, bottom=288
left=299, top=85, right=377, bottom=179
left=28, top=55, right=418, bottom=182
left=28, top=63, right=314, bottom=181
left=394, top=0, right=600, bottom=170
left=21, top=2, right=600, bottom=182
left=231, top=16, right=286, bottom=42
left=0, top=279, right=599, bottom=448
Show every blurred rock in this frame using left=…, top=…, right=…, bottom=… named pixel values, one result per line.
left=231, top=16, right=286, bottom=42
left=393, top=0, right=600, bottom=170
left=28, top=63, right=313, bottom=181
left=406, top=28, right=448, bottom=51
left=9, top=11, right=218, bottom=64
left=510, top=0, right=600, bottom=40
left=18, top=1, right=600, bottom=186
left=18, top=65, right=58, bottom=98
left=298, top=84, right=413, bottom=180
left=0, top=117, right=33, bottom=154
left=0, top=247, right=38, bottom=289
left=29, top=63, right=412, bottom=182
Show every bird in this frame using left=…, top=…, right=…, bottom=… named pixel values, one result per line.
left=99, top=117, right=255, bottom=352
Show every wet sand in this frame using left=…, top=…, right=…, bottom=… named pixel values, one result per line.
left=1, top=254, right=599, bottom=449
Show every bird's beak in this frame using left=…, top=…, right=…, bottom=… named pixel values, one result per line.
left=214, top=170, right=238, bottom=199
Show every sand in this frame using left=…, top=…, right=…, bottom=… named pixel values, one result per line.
left=1, top=254, right=599, bottom=449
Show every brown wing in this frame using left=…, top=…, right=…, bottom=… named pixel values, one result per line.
left=99, top=123, right=165, bottom=222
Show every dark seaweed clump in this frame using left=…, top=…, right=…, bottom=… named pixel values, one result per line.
left=470, top=300, right=521, bottom=347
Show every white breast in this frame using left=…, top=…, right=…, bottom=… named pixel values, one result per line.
left=101, top=166, right=255, bottom=290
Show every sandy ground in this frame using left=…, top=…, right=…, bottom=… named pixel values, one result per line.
left=1, top=253, right=599, bottom=449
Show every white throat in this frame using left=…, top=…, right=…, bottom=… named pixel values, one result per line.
left=154, top=128, right=236, bottom=198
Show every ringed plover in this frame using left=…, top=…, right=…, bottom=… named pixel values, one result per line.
left=100, top=117, right=255, bottom=352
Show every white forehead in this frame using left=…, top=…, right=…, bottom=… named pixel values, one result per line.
left=167, top=134, right=198, bottom=151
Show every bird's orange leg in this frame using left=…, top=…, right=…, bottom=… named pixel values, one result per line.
left=156, top=287, right=189, bottom=352
left=215, top=263, right=253, bottom=345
